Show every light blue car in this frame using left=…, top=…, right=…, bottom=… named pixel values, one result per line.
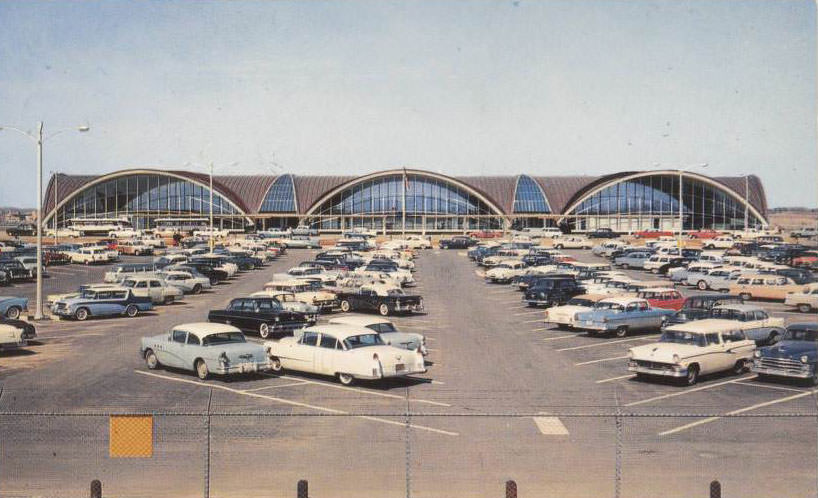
left=52, top=288, right=153, bottom=321
left=613, top=251, right=652, bottom=269
left=575, top=297, right=675, bottom=337
left=140, top=322, right=272, bottom=379
left=0, top=296, right=28, bottom=319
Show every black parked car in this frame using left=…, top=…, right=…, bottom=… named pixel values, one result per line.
left=207, top=297, right=313, bottom=339
left=587, top=228, right=617, bottom=239
left=753, top=323, right=818, bottom=385
left=523, top=276, right=584, bottom=307
left=439, top=236, right=476, bottom=249
left=0, top=260, right=32, bottom=281
left=664, top=294, right=745, bottom=327
left=176, top=263, right=228, bottom=285
left=774, top=268, right=815, bottom=285
left=5, top=224, right=37, bottom=237
left=336, top=286, right=424, bottom=316
left=0, top=316, right=36, bottom=341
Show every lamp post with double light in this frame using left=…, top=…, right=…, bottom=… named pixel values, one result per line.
left=0, top=122, right=89, bottom=320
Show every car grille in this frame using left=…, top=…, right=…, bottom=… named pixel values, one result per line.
left=56, top=303, right=66, bottom=310
left=634, top=360, right=675, bottom=371
left=758, top=357, right=804, bottom=373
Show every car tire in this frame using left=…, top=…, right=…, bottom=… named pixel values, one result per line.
left=340, top=300, right=351, bottom=312
left=259, top=323, right=271, bottom=339
left=145, top=349, right=160, bottom=370
left=192, top=284, right=202, bottom=295
left=615, top=326, right=628, bottom=338
left=75, top=307, right=89, bottom=321
left=650, top=268, right=659, bottom=274
left=685, top=364, right=699, bottom=385
left=621, top=263, right=629, bottom=270
left=5, top=306, right=21, bottom=320
left=697, top=281, right=708, bottom=291
left=739, top=293, right=752, bottom=301
left=798, top=303, right=812, bottom=313
left=555, top=244, right=563, bottom=249
left=270, top=357, right=283, bottom=373
left=378, top=303, right=390, bottom=316
left=125, top=305, right=139, bottom=318
left=163, top=296, right=173, bottom=305
left=195, top=359, right=209, bottom=380
left=732, top=359, right=746, bottom=375
left=338, top=373, right=355, bottom=386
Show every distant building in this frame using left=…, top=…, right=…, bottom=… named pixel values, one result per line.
left=42, top=168, right=767, bottom=233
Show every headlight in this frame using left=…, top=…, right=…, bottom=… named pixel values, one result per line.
left=801, top=355, right=809, bottom=364
left=672, top=354, right=680, bottom=364
left=753, top=350, right=761, bottom=358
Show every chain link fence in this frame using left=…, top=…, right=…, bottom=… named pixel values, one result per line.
left=1, top=409, right=816, bottom=497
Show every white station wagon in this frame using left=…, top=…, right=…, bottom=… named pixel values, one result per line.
left=264, top=324, right=426, bottom=385
left=628, top=319, right=756, bottom=385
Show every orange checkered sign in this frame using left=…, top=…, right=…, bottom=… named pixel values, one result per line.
left=109, top=415, right=153, bottom=458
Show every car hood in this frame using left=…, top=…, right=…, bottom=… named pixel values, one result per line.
left=549, top=305, right=591, bottom=317
left=630, top=343, right=704, bottom=363
left=761, top=340, right=818, bottom=359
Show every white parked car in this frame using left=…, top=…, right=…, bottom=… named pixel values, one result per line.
left=248, top=290, right=320, bottom=315
left=264, top=324, right=426, bottom=385
left=628, top=319, right=755, bottom=385
left=70, top=247, right=110, bottom=265
left=402, top=235, right=432, bottom=249
left=329, top=315, right=427, bottom=355
left=701, top=236, right=735, bottom=250
left=592, top=240, right=628, bottom=257
left=784, top=283, right=818, bottom=313
left=543, top=294, right=607, bottom=329
left=121, top=276, right=184, bottom=305
left=0, top=322, right=31, bottom=350
left=484, top=260, right=527, bottom=283
left=161, top=270, right=211, bottom=294
left=108, top=228, right=141, bottom=239
left=553, top=236, right=592, bottom=250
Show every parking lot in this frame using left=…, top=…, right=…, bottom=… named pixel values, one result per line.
left=1, top=245, right=817, bottom=497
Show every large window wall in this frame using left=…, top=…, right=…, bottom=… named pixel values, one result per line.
left=307, top=174, right=502, bottom=231
left=567, top=174, right=763, bottom=231
left=259, top=175, right=297, bottom=212
left=51, top=174, right=244, bottom=229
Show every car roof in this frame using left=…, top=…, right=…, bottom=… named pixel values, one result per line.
left=328, top=315, right=392, bottom=327
left=301, top=323, right=381, bottom=340
left=664, top=319, right=744, bottom=334
left=788, top=322, right=818, bottom=332
left=574, top=294, right=607, bottom=301
left=712, top=303, right=763, bottom=312
left=637, top=287, right=678, bottom=293
left=600, top=297, right=647, bottom=306
left=174, top=322, right=242, bottom=336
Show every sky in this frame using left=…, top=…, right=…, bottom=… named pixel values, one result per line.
left=0, top=0, right=814, bottom=209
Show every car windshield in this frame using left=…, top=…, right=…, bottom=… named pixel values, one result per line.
left=80, top=290, right=97, bottom=299
left=659, top=331, right=706, bottom=346
left=783, top=329, right=818, bottom=342
left=595, top=302, right=624, bottom=311
left=121, top=280, right=136, bottom=288
left=710, top=308, right=745, bottom=320
left=568, top=298, right=595, bottom=307
left=343, top=334, right=385, bottom=349
left=201, top=332, right=246, bottom=345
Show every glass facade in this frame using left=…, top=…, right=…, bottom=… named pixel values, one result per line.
left=513, top=175, right=550, bottom=213
left=307, top=174, right=502, bottom=231
left=259, top=175, right=297, bottom=212
left=567, top=174, right=762, bottom=231
left=51, top=174, right=244, bottom=230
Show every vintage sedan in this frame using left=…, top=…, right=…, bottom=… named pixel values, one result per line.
left=52, top=288, right=152, bottom=321
left=141, top=323, right=272, bottom=380
left=628, top=319, right=756, bottom=385
left=0, top=322, right=30, bottom=350
left=575, top=297, right=675, bottom=337
left=264, top=324, right=426, bottom=385
left=0, top=296, right=28, bottom=319
left=439, top=235, right=476, bottom=249
left=161, top=270, right=211, bottom=294
left=752, top=323, right=818, bottom=385
left=543, top=294, right=607, bottom=329
left=120, top=276, right=184, bottom=305
left=729, top=274, right=802, bottom=301
left=0, top=316, right=36, bottom=343
left=636, top=288, right=685, bottom=311
left=336, top=284, right=424, bottom=316
left=264, top=279, right=339, bottom=312
left=208, top=297, right=314, bottom=339
left=784, top=283, right=818, bottom=313
left=709, top=304, right=785, bottom=346
left=484, top=260, right=527, bottom=284
left=329, top=315, right=427, bottom=355
left=248, top=290, right=320, bottom=315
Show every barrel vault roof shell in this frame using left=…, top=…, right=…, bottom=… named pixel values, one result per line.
left=42, top=168, right=768, bottom=219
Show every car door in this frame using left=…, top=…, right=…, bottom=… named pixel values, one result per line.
left=283, top=331, right=318, bottom=372
left=315, top=333, right=341, bottom=375
left=162, top=330, right=189, bottom=369
left=721, top=329, right=754, bottom=367
left=149, top=280, right=163, bottom=302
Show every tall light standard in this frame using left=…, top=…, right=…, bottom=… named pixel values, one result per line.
left=0, top=122, right=89, bottom=320
left=185, top=161, right=237, bottom=254
left=51, top=170, right=59, bottom=246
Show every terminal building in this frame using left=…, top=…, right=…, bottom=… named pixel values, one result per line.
left=42, top=168, right=768, bottom=234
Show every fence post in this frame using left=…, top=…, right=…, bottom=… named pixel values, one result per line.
left=297, top=479, right=308, bottom=498
left=90, top=480, right=102, bottom=498
left=710, top=480, right=721, bottom=498
left=505, top=480, right=517, bottom=498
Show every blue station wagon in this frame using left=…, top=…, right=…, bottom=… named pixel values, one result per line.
left=52, top=288, right=152, bottom=321
left=0, top=296, right=28, bottom=320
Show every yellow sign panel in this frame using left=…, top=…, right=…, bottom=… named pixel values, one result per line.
left=109, top=415, right=153, bottom=458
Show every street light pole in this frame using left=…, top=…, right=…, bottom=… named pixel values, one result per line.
left=744, top=175, right=749, bottom=230
left=209, top=162, right=214, bottom=254
left=678, top=170, right=683, bottom=249
left=53, top=170, right=59, bottom=246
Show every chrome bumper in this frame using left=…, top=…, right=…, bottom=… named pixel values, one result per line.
left=628, top=361, right=687, bottom=378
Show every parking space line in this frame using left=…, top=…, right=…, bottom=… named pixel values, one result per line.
left=530, top=327, right=549, bottom=331
left=274, top=374, right=452, bottom=407
left=574, top=355, right=628, bottom=366
left=38, top=332, right=106, bottom=339
left=556, top=335, right=659, bottom=351
left=135, top=370, right=459, bottom=436
left=659, top=389, right=818, bottom=436
left=733, top=381, right=807, bottom=393
left=625, top=375, right=757, bottom=407
left=543, top=335, right=576, bottom=341
left=521, top=319, right=545, bottom=324
left=244, top=381, right=310, bottom=392
left=596, top=374, right=636, bottom=384
left=513, top=311, right=543, bottom=316
left=533, top=414, right=570, bottom=435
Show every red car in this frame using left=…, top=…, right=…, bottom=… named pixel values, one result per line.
left=793, top=251, right=818, bottom=268
left=632, top=229, right=673, bottom=239
left=636, top=288, right=685, bottom=311
left=43, top=249, right=70, bottom=266
left=468, top=230, right=503, bottom=239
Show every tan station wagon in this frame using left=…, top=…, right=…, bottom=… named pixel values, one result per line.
left=729, top=274, right=802, bottom=301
